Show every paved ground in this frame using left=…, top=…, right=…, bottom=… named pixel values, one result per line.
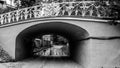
left=0, top=58, right=82, bottom=68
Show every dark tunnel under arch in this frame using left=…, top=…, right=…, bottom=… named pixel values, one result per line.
left=15, top=22, right=89, bottom=63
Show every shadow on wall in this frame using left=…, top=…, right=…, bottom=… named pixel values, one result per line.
left=15, top=22, right=89, bottom=66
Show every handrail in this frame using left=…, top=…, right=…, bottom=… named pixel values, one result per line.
left=0, top=1, right=119, bottom=26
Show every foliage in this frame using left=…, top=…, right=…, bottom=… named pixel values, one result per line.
left=0, top=46, right=12, bottom=62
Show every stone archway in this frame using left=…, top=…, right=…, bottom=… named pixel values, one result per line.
left=15, top=22, right=89, bottom=65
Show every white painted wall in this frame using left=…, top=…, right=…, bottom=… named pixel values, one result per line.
left=85, top=39, right=120, bottom=68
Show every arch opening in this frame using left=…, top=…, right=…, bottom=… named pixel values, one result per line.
left=15, top=22, right=89, bottom=64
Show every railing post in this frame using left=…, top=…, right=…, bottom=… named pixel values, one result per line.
left=24, top=8, right=28, bottom=19
left=28, top=8, right=33, bottom=18
left=16, top=10, right=19, bottom=21
left=33, top=6, right=37, bottom=18
left=4, top=14, right=8, bottom=24
left=12, top=12, right=15, bottom=22
left=20, top=10, right=24, bottom=20
left=67, top=3, right=73, bottom=16
left=81, top=1, right=86, bottom=17
left=0, top=15, right=4, bottom=25
left=0, top=15, right=2, bottom=25
left=8, top=12, right=11, bottom=23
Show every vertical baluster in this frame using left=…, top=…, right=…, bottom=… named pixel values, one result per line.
left=20, top=10, right=23, bottom=20
left=51, top=3, right=56, bottom=16
left=24, top=8, right=28, bottom=20
left=8, top=12, right=11, bottom=23
left=83, top=11, right=86, bottom=17
left=96, top=6, right=101, bottom=17
left=11, top=12, right=13, bottom=22
left=16, top=10, right=19, bottom=21
left=33, top=6, right=37, bottom=18
left=4, top=15, right=7, bottom=24
left=89, top=4, right=92, bottom=16
left=19, top=10, right=22, bottom=20
left=23, top=10, right=26, bottom=20
left=34, top=6, right=37, bottom=18
left=29, top=8, right=32, bottom=18
left=42, top=4, right=46, bottom=17
left=62, top=4, right=66, bottom=16
left=19, top=10, right=21, bottom=20
left=75, top=4, right=78, bottom=16
left=31, top=8, right=34, bottom=18
left=28, top=9, right=30, bottom=18
left=22, top=10, right=25, bottom=20
left=14, top=12, right=16, bottom=22
left=61, top=4, right=66, bottom=16
left=1, top=15, right=3, bottom=25
left=6, top=14, right=9, bottom=24
left=38, top=6, right=44, bottom=17
left=12, top=12, right=15, bottom=22
left=28, top=8, right=31, bottom=18
left=97, top=13, right=101, bottom=17
left=54, top=3, right=60, bottom=16
left=43, top=4, right=47, bottom=16
left=62, top=10, right=64, bottom=16
left=41, top=4, right=45, bottom=17
left=82, top=2, right=86, bottom=17
left=68, top=3, right=73, bottom=16
left=75, top=10, right=77, bottom=16
left=90, top=10, right=93, bottom=16
left=0, top=15, right=2, bottom=25
left=2, top=15, right=5, bottom=24
left=49, top=4, right=53, bottom=16
left=14, top=12, right=17, bottom=22
left=33, top=6, right=38, bottom=18
left=3, top=15, right=5, bottom=24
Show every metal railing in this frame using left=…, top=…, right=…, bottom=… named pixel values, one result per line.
left=0, top=1, right=119, bottom=26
